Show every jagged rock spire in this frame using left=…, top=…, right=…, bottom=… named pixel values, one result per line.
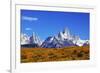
left=63, top=27, right=69, bottom=33
left=63, top=27, right=70, bottom=37
left=57, top=27, right=72, bottom=40
left=29, top=32, right=42, bottom=45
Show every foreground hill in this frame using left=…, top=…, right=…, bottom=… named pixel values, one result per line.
left=21, top=45, right=89, bottom=63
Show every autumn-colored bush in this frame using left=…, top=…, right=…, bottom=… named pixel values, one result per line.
left=21, top=45, right=90, bottom=63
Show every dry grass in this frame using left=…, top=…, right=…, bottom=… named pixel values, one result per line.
left=21, top=46, right=90, bottom=63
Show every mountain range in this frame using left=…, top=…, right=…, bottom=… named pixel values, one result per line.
left=21, top=28, right=89, bottom=48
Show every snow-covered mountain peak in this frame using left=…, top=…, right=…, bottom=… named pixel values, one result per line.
left=21, top=27, right=89, bottom=48
left=21, top=33, right=29, bottom=45
left=29, top=32, right=42, bottom=46
left=58, top=31, right=65, bottom=40
left=57, top=28, right=72, bottom=40
left=41, top=28, right=89, bottom=48
left=63, top=28, right=70, bottom=36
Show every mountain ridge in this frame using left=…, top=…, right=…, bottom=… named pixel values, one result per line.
left=21, top=28, right=89, bottom=48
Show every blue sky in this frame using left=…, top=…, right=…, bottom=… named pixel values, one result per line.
left=21, top=9, right=90, bottom=40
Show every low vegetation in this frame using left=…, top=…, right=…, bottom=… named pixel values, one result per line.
left=21, top=45, right=89, bottom=63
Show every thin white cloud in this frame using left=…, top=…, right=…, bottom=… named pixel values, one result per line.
left=25, top=28, right=32, bottom=30
left=22, top=16, right=38, bottom=21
